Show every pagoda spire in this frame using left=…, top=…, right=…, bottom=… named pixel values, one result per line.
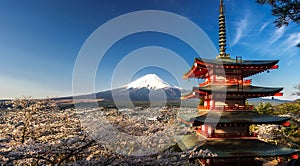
left=217, top=0, right=230, bottom=59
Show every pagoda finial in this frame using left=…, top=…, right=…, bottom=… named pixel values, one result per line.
left=217, top=0, right=230, bottom=59
left=220, top=0, right=224, bottom=14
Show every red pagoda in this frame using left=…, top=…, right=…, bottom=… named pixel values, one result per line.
left=178, top=0, right=299, bottom=165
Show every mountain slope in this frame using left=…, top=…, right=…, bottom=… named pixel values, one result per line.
left=96, top=74, right=183, bottom=102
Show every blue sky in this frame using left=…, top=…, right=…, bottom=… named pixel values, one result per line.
left=0, top=0, right=299, bottom=100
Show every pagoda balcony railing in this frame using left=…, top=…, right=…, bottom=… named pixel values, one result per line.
left=198, top=105, right=210, bottom=110
left=199, top=79, right=252, bottom=87
left=223, top=105, right=254, bottom=110
left=195, top=130, right=212, bottom=138
left=195, top=131, right=256, bottom=138
left=198, top=105, right=254, bottom=110
left=212, top=133, right=256, bottom=138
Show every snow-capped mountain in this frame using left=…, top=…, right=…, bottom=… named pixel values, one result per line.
left=94, top=74, right=185, bottom=102
left=56, top=74, right=186, bottom=108
left=53, top=74, right=293, bottom=108
left=127, top=74, right=171, bottom=90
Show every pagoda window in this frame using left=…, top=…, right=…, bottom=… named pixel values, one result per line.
left=204, top=100, right=208, bottom=107
left=207, top=125, right=212, bottom=136
left=210, top=100, right=214, bottom=109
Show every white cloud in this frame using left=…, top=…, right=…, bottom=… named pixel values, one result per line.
left=232, top=18, right=248, bottom=46
left=250, top=27, right=296, bottom=58
left=283, top=32, right=300, bottom=49
left=267, top=26, right=287, bottom=45
left=259, top=21, right=270, bottom=33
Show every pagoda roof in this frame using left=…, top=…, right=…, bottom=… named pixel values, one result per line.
left=195, top=58, right=279, bottom=66
left=184, top=111, right=290, bottom=125
left=175, top=133, right=207, bottom=152
left=181, top=85, right=283, bottom=99
left=192, top=139, right=299, bottom=159
left=184, top=58, right=279, bottom=79
left=195, top=85, right=283, bottom=94
left=176, top=135, right=299, bottom=158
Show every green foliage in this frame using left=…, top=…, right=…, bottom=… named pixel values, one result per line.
left=255, top=100, right=300, bottom=115
left=249, top=124, right=257, bottom=133
left=276, top=100, right=300, bottom=115
left=254, top=102, right=275, bottom=115
left=285, top=121, right=299, bottom=137
left=254, top=101, right=300, bottom=148
left=256, top=0, right=300, bottom=27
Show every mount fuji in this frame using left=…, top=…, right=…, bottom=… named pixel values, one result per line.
left=126, top=74, right=171, bottom=90
left=95, top=74, right=185, bottom=102
left=54, top=74, right=187, bottom=108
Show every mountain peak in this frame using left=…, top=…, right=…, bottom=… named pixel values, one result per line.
left=127, top=74, right=171, bottom=90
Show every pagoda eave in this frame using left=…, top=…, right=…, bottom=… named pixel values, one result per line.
left=191, top=139, right=299, bottom=159
left=183, top=58, right=279, bottom=79
left=194, top=58, right=279, bottom=67
left=183, top=65, right=207, bottom=79
left=181, top=91, right=283, bottom=100
left=192, top=85, right=283, bottom=97
left=188, top=111, right=291, bottom=126
left=181, top=91, right=205, bottom=100
left=180, top=92, right=199, bottom=100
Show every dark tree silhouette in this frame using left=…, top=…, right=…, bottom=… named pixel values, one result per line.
left=256, top=0, right=300, bottom=27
